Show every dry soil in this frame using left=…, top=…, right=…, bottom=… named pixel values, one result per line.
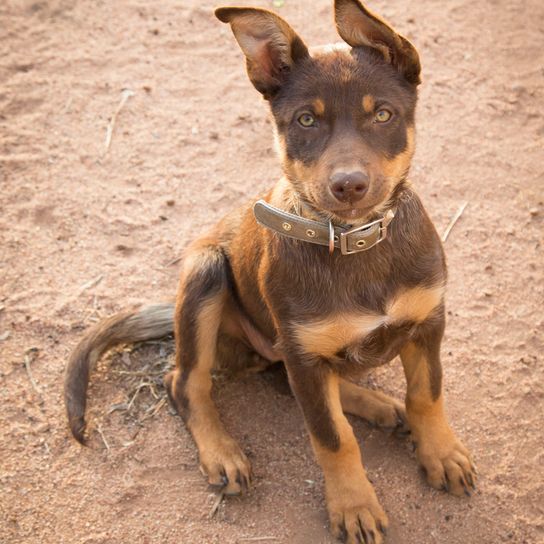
left=1, top=1, right=543, bottom=543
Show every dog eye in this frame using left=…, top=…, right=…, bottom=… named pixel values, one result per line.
left=298, top=113, right=316, bottom=127
left=374, top=109, right=392, bottom=123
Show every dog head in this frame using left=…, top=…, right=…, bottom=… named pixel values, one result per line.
left=216, top=0, right=421, bottom=224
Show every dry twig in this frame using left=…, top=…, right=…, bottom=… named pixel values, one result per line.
left=442, top=201, right=468, bottom=242
left=208, top=492, right=225, bottom=519
left=104, top=89, right=135, bottom=154
left=141, top=397, right=167, bottom=421
left=79, top=274, right=104, bottom=295
left=24, top=352, right=41, bottom=395
left=238, top=538, right=279, bottom=542
left=97, top=424, right=111, bottom=452
left=164, top=256, right=182, bottom=268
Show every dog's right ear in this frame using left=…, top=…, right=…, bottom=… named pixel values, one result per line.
left=215, top=7, right=309, bottom=99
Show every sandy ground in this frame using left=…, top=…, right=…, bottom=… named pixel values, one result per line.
left=1, top=0, right=543, bottom=543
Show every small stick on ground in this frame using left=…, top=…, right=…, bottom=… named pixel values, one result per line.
left=79, top=274, right=104, bottom=295
left=104, top=89, right=135, bottom=154
left=24, top=353, right=41, bottom=395
left=141, top=397, right=167, bottom=422
left=442, top=201, right=468, bottom=242
left=164, top=256, right=182, bottom=268
left=238, top=538, right=279, bottom=542
left=208, top=492, right=225, bottom=519
left=97, top=424, right=111, bottom=453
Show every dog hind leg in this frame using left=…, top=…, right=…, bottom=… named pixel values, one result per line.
left=165, top=242, right=251, bottom=495
left=339, top=378, right=408, bottom=432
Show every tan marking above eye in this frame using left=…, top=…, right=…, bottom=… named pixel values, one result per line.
left=362, top=94, right=375, bottom=113
left=312, top=98, right=325, bottom=116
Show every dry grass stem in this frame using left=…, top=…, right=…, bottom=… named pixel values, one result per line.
left=24, top=353, right=41, bottom=395
left=442, top=201, right=468, bottom=242
left=104, top=89, right=135, bottom=153
left=208, top=492, right=225, bottom=519
left=97, top=424, right=111, bottom=452
left=79, top=274, right=104, bottom=295
left=238, top=538, right=279, bottom=542
left=141, top=397, right=167, bottom=422
left=164, top=256, right=182, bottom=267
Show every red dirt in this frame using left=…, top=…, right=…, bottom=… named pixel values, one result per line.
left=1, top=1, right=543, bottom=543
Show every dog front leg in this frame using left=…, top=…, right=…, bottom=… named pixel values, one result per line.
left=286, top=359, right=388, bottom=544
left=400, top=315, right=476, bottom=496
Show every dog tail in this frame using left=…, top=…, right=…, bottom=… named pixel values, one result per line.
left=64, top=303, right=175, bottom=443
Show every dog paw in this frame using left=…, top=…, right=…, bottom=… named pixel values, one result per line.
left=328, top=482, right=388, bottom=543
left=416, top=433, right=476, bottom=497
left=370, top=398, right=408, bottom=433
left=199, top=437, right=252, bottom=496
left=341, top=384, right=409, bottom=434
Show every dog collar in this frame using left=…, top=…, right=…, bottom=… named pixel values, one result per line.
left=253, top=199, right=395, bottom=255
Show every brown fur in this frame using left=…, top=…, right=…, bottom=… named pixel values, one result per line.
left=64, top=2, right=474, bottom=542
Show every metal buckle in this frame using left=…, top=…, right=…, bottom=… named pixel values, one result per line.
left=339, top=217, right=387, bottom=255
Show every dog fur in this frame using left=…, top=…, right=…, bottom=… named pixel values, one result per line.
left=64, top=2, right=475, bottom=542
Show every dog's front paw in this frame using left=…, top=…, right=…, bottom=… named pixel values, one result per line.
left=199, top=437, right=252, bottom=496
left=415, top=429, right=476, bottom=497
left=328, top=479, right=388, bottom=544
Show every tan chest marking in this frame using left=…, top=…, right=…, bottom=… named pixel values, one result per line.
left=387, top=284, right=445, bottom=323
left=292, top=284, right=445, bottom=357
left=293, top=313, right=387, bottom=358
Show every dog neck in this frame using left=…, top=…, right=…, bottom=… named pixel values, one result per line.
left=269, top=176, right=409, bottom=229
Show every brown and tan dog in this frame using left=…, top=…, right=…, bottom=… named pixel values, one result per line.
left=64, top=1, right=476, bottom=542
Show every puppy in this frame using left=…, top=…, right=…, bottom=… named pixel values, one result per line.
left=65, top=2, right=475, bottom=542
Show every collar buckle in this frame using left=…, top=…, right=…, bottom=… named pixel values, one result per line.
left=338, top=209, right=395, bottom=255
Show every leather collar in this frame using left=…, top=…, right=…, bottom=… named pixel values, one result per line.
left=253, top=199, right=395, bottom=255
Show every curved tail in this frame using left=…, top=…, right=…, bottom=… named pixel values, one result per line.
left=64, top=303, right=175, bottom=443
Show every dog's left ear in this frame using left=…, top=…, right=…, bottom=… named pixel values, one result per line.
left=215, top=7, right=309, bottom=99
left=334, top=0, right=421, bottom=85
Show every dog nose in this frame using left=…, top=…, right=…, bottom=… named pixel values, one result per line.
left=329, top=171, right=369, bottom=204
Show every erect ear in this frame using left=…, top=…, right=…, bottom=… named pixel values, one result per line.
left=334, top=0, right=421, bottom=85
left=215, top=7, right=309, bottom=99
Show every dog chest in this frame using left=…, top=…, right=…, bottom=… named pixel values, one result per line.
left=292, top=284, right=444, bottom=359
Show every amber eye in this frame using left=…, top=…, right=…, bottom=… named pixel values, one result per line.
left=298, top=113, right=316, bottom=127
left=374, top=109, right=392, bottom=123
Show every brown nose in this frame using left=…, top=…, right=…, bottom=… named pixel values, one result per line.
left=329, top=171, right=369, bottom=204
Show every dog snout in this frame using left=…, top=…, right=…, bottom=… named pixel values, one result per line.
left=329, top=171, right=369, bottom=204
